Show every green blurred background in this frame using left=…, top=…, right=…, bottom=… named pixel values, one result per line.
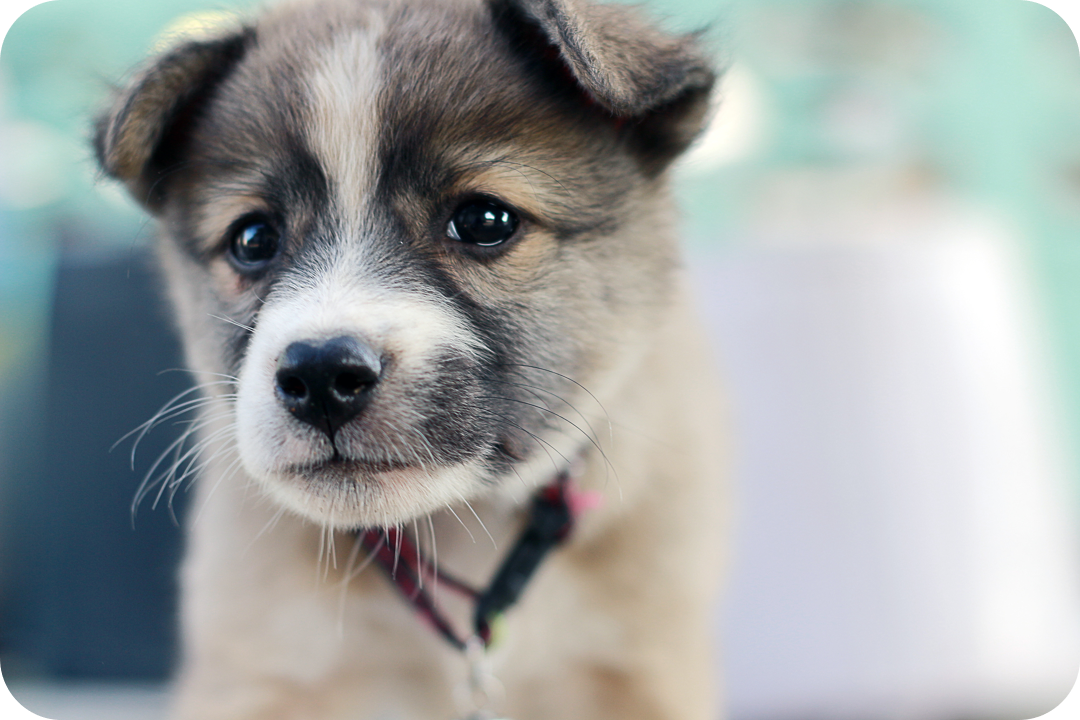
left=2, top=0, right=1078, bottom=466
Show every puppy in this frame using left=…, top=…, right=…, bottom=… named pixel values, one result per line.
left=94, top=0, right=727, bottom=717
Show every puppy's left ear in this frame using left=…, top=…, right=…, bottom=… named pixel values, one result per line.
left=495, top=0, right=716, bottom=171
left=93, top=27, right=254, bottom=212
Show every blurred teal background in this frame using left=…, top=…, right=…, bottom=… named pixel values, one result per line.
left=1, top=0, right=1079, bottom=716
left=1, top=0, right=1078, bottom=474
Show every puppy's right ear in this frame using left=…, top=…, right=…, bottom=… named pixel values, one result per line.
left=491, top=0, right=715, bottom=174
left=93, top=28, right=253, bottom=212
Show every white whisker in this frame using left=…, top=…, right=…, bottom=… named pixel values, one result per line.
left=426, top=515, right=439, bottom=604
left=209, top=313, right=255, bottom=333
left=458, top=494, right=496, bottom=549
left=444, top=504, right=475, bottom=544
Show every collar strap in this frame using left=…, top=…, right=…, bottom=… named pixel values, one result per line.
left=356, top=469, right=576, bottom=651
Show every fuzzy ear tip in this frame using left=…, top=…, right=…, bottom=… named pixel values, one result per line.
left=91, top=108, right=141, bottom=186
left=91, top=113, right=115, bottom=178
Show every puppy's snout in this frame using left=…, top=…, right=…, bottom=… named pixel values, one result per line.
left=275, top=336, right=382, bottom=438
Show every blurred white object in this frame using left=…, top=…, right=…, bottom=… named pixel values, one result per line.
left=695, top=201, right=1080, bottom=719
left=682, top=63, right=770, bottom=173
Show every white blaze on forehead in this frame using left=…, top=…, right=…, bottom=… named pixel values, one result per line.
left=235, top=23, right=494, bottom=516
left=304, top=23, right=384, bottom=230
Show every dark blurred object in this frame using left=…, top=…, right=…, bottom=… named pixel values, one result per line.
left=0, top=249, right=191, bottom=680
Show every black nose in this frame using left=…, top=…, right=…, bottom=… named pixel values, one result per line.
left=275, top=336, right=382, bottom=438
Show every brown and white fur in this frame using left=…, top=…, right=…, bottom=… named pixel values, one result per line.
left=94, top=0, right=728, bottom=717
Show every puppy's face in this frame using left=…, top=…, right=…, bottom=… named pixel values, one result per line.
left=96, top=0, right=713, bottom=528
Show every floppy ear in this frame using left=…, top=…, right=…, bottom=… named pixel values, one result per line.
left=494, top=0, right=716, bottom=170
left=93, top=28, right=253, bottom=211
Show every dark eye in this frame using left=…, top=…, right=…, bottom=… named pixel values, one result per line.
left=447, top=200, right=519, bottom=247
left=229, top=219, right=280, bottom=268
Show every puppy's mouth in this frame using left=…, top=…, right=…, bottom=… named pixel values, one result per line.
left=250, top=442, right=496, bottom=528
left=288, top=455, right=415, bottom=480
left=233, top=328, right=504, bottom=525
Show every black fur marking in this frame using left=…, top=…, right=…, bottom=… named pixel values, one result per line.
left=261, top=133, right=332, bottom=223
left=196, top=138, right=331, bottom=374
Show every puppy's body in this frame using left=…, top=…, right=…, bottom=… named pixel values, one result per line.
left=95, top=0, right=727, bottom=717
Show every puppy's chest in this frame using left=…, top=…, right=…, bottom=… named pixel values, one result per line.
left=329, top=513, right=531, bottom=718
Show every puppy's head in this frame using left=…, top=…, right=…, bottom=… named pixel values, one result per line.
left=95, top=0, right=714, bottom=528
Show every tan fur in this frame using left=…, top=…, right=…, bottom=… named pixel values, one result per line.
left=94, top=0, right=728, bottom=717
left=169, top=285, right=727, bottom=720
